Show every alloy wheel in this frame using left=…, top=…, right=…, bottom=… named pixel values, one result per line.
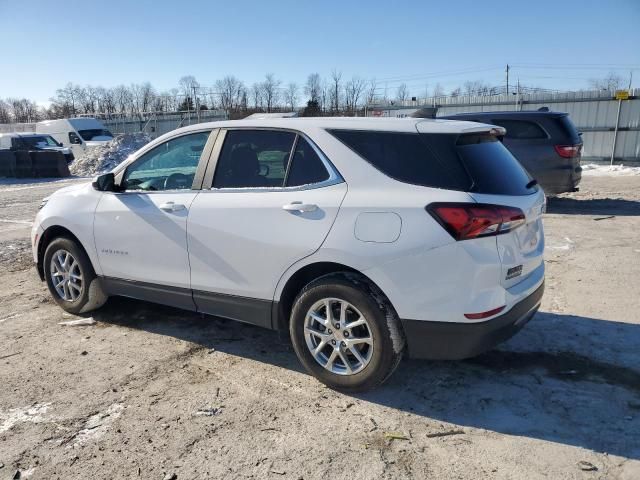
left=304, top=298, right=374, bottom=375
left=50, top=249, right=83, bottom=302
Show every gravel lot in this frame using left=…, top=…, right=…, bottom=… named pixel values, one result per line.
left=0, top=175, right=639, bottom=479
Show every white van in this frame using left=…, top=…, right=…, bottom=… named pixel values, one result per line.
left=36, top=118, right=113, bottom=158
left=0, top=132, right=75, bottom=163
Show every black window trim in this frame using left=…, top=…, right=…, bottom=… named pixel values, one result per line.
left=202, top=127, right=343, bottom=193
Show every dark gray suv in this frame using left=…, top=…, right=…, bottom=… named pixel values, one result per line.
left=441, top=111, right=583, bottom=195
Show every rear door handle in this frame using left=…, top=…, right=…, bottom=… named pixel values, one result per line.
left=159, top=201, right=186, bottom=212
left=282, top=201, right=318, bottom=213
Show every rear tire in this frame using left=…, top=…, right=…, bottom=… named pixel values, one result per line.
left=289, top=273, right=405, bottom=392
left=44, top=237, right=108, bottom=315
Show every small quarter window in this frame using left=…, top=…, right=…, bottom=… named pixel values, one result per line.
left=285, top=137, right=330, bottom=187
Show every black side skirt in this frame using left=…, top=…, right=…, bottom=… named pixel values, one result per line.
left=100, top=277, right=273, bottom=329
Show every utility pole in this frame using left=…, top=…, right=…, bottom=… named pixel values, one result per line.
left=506, top=64, right=510, bottom=95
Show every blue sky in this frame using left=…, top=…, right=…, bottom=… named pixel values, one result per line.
left=1, top=0, right=639, bottom=104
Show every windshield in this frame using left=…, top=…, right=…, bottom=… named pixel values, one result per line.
left=78, top=129, right=113, bottom=141
left=20, top=135, right=60, bottom=148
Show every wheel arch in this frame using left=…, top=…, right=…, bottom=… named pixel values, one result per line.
left=272, top=261, right=392, bottom=332
left=37, top=225, right=92, bottom=280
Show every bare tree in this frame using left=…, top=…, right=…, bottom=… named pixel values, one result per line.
left=433, top=83, right=445, bottom=97
left=0, top=99, right=11, bottom=123
left=344, top=76, right=366, bottom=114
left=449, top=87, right=461, bottom=97
left=320, top=79, right=330, bottom=113
left=216, top=75, right=245, bottom=112
left=251, top=82, right=264, bottom=110
left=6, top=98, right=41, bottom=123
left=284, top=82, right=299, bottom=111
left=396, top=83, right=409, bottom=103
left=179, top=75, right=200, bottom=111
left=365, top=78, right=378, bottom=105
left=330, top=69, right=342, bottom=113
left=589, top=72, right=624, bottom=91
left=304, top=73, right=322, bottom=103
left=262, top=73, right=281, bottom=112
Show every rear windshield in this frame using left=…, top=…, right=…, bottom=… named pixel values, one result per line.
left=78, top=129, right=113, bottom=141
left=329, top=129, right=537, bottom=196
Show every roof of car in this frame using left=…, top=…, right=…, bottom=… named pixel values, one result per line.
left=0, top=132, right=42, bottom=137
left=442, top=110, right=567, bottom=118
left=172, top=116, right=497, bottom=135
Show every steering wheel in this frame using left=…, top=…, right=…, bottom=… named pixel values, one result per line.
left=164, top=173, right=191, bottom=190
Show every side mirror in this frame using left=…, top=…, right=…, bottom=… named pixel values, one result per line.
left=92, top=172, right=117, bottom=192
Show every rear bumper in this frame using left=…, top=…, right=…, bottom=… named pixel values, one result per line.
left=401, top=282, right=544, bottom=360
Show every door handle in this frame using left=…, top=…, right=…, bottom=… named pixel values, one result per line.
left=282, top=201, right=318, bottom=213
left=159, top=201, right=186, bottom=212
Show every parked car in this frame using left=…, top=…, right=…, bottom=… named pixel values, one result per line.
left=0, top=132, right=75, bottom=163
left=32, top=117, right=545, bottom=391
left=440, top=110, right=583, bottom=195
left=35, top=118, right=113, bottom=159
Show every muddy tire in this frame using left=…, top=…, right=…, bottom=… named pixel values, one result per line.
left=289, top=272, right=405, bottom=392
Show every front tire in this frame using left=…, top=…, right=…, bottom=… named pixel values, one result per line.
left=289, top=273, right=405, bottom=392
left=44, top=237, right=108, bottom=315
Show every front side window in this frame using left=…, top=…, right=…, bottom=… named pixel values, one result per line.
left=122, top=131, right=209, bottom=191
left=213, top=130, right=296, bottom=188
left=490, top=119, right=547, bottom=139
left=69, top=132, right=82, bottom=144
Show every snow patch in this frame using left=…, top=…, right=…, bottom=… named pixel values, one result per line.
left=69, top=133, right=151, bottom=176
left=582, top=163, right=640, bottom=176
left=69, top=403, right=124, bottom=447
left=0, top=403, right=51, bottom=433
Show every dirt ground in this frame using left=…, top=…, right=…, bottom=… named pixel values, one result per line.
left=0, top=175, right=639, bottom=480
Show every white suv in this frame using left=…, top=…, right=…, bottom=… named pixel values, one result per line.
left=32, top=118, right=545, bottom=391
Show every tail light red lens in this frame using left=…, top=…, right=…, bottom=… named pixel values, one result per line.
left=554, top=144, right=582, bottom=158
left=426, top=203, right=526, bottom=241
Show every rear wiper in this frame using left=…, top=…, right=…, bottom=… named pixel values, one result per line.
left=526, top=179, right=538, bottom=189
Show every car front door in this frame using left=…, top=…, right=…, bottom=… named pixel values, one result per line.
left=93, top=130, right=214, bottom=310
left=187, top=129, right=347, bottom=327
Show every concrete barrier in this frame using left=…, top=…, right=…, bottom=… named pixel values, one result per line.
left=0, top=150, right=17, bottom=177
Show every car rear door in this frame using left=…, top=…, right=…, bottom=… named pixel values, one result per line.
left=93, top=130, right=214, bottom=309
left=186, top=128, right=347, bottom=327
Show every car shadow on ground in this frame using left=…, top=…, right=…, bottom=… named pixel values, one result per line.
left=94, top=298, right=640, bottom=460
left=547, top=196, right=640, bottom=216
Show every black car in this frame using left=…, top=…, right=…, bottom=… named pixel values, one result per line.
left=441, top=110, right=583, bottom=195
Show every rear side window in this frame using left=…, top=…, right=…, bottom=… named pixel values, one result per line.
left=213, top=130, right=296, bottom=188
left=455, top=134, right=537, bottom=195
left=330, top=129, right=537, bottom=196
left=490, top=119, right=547, bottom=139
left=329, top=130, right=470, bottom=190
left=554, top=115, right=582, bottom=143
left=285, top=137, right=330, bottom=187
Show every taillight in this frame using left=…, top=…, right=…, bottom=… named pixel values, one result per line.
left=554, top=144, right=582, bottom=158
left=426, top=203, right=526, bottom=241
